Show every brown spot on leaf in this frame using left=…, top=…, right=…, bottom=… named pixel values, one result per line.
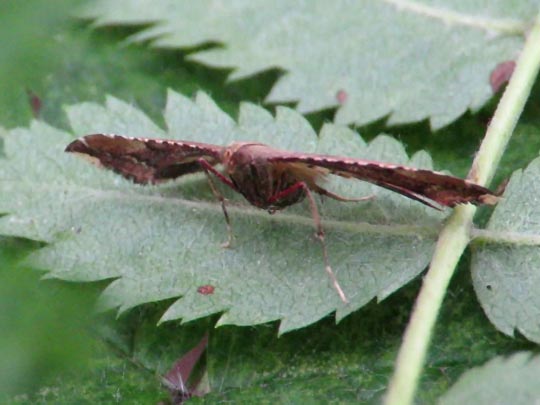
left=490, top=61, right=515, bottom=93
left=197, top=285, right=215, bottom=295
left=336, top=89, right=348, bottom=104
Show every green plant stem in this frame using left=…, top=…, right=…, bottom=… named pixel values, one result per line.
left=384, top=11, right=540, bottom=405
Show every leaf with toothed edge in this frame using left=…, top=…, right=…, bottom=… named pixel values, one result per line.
left=471, top=157, right=540, bottom=344
left=63, top=127, right=494, bottom=306
left=0, top=90, right=493, bottom=333
left=80, top=0, right=532, bottom=129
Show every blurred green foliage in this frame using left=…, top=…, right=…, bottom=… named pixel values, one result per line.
left=0, top=238, right=95, bottom=397
left=0, top=0, right=539, bottom=403
left=0, top=1, right=86, bottom=127
left=0, top=2, right=95, bottom=398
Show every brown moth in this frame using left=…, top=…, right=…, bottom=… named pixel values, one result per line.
left=66, top=134, right=498, bottom=303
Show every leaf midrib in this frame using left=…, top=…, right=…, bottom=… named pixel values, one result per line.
left=472, top=229, right=540, bottom=245
left=382, top=0, right=526, bottom=34
left=3, top=180, right=443, bottom=238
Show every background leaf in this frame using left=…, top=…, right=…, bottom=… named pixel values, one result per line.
left=472, top=157, right=540, bottom=343
left=440, top=352, right=540, bottom=404
left=81, top=0, right=535, bottom=128
left=0, top=91, right=450, bottom=333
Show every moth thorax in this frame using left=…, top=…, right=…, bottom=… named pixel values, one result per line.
left=228, top=159, right=304, bottom=210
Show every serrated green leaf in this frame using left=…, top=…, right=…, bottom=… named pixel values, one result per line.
left=80, top=0, right=534, bottom=129
left=472, top=157, right=540, bottom=343
left=439, top=352, right=540, bottom=404
left=0, top=91, right=452, bottom=333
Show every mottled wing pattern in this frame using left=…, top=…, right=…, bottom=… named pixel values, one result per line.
left=268, top=152, right=497, bottom=208
left=65, top=134, right=224, bottom=184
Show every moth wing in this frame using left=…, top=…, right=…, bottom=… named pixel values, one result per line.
left=268, top=152, right=496, bottom=208
left=65, top=134, right=224, bottom=184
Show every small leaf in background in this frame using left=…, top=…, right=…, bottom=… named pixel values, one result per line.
left=440, top=352, right=540, bottom=404
left=0, top=91, right=448, bottom=333
left=81, top=0, right=532, bottom=129
left=472, top=157, right=540, bottom=344
left=162, top=334, right=209, bottom=403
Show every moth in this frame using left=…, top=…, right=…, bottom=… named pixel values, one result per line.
left=65, top=134, right=498, bottom=303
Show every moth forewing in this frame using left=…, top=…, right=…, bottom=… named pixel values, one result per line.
left=65, top=134, right=224, bottom=184
left=266, top=152, right=497, bottom=208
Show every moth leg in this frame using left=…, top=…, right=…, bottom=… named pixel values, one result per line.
left=311, top=184, right=375, bottom=203
left=197, top=158, right=238, bottom=248
left=268, top=182, right=349, bottom=304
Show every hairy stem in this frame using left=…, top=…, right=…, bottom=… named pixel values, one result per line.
left=385, top=11, right=540, bottom=405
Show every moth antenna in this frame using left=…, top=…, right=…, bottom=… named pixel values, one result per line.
left=311, top=183, right=375, bottom=203
left=374, top=181, right=442, bottom=210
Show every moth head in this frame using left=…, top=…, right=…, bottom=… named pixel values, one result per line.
left=65, top=136, right=105, bottom=167
left=221, top=142, right=266, bottom=169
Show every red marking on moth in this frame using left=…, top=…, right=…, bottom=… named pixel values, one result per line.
left=490, top=61, right=515, bottom=93
left=336, top=89, right=348, bottom=104
left=197, top=285, right=215, bottom=295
